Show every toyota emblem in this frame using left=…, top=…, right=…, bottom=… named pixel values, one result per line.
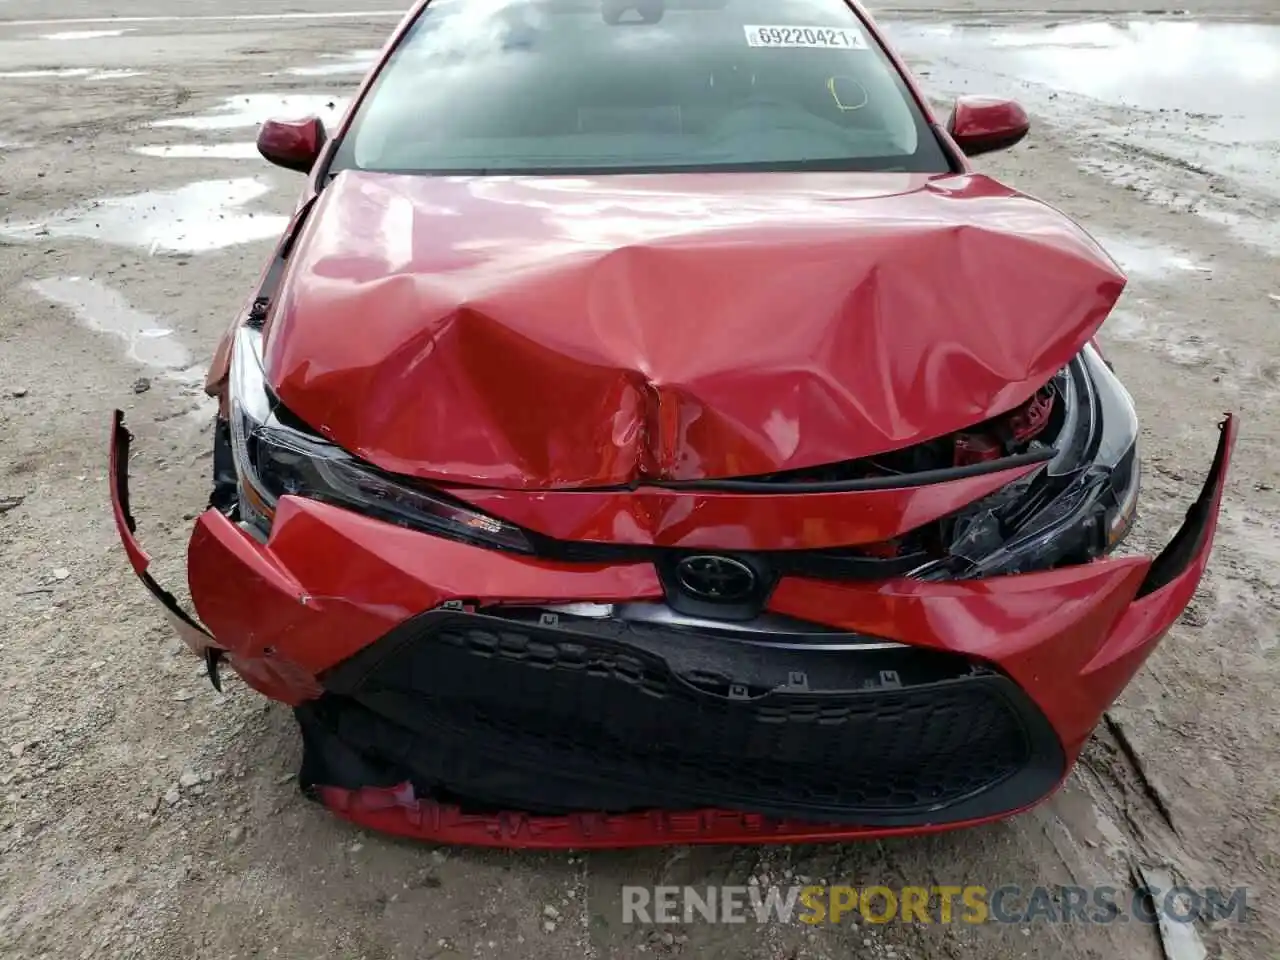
left=675, top=555, right=757, bottom=603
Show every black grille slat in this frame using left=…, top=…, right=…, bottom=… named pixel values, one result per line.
left=307, top=611, right=1066, bottom=825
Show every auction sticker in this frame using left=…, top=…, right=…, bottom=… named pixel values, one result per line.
left=743, top=25, right=868, bottom=49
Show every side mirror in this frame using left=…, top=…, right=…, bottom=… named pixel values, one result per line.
left=947, top=97, right=1030, bottom=157
left=256, top=116, right=327, bottom=173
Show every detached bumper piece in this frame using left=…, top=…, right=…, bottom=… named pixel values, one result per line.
left=108, top=411, right=220, bottom=669
left=301, top=608, right=1064, bottom=827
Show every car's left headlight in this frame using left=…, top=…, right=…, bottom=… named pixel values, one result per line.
left=227, top=325, right=533, bottom=553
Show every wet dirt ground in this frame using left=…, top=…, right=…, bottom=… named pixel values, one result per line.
left=1, top=2, right=1278, bottom=958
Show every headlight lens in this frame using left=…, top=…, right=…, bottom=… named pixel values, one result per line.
left=915, top=344, right=1140, bottom=579
left=1082, top=345, right=1142, bottom=550
left=227, top=326, right=532, bottom=552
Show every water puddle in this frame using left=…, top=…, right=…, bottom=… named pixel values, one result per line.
left=888, top=21, right=1280, bottom=131
left=0, top=68, right=148, bottom=80
left=38, top=28, right=133, bottom=40
left=30, top=277, right=194, bottom=372
left=87, top=69, right=147, bottom=80
left=151, top=94, right=349, bottom=131
left=0, top=178, right=288, bottom=254
left=885, top=19, right=1280, bottom=252
left=1094, top=234, right=1212, bottom=280
left=0, top=68, right=95, bottom=78
left=134, top=143, right=259, bottom=160
left=31, top=277, right=217, bottom=420
left=284, top=49, right=379, bottom=77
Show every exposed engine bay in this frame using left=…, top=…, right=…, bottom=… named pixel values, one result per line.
left=732, top=345, right=1139, bottom=579
left=209, top=337, right=1139, bottom=592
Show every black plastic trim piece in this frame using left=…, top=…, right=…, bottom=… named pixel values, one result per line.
left=246, top=196, right=318, bottom=330
left=1136, top=416, right=1233, bottom=598
left=210, top=417, right=237, bottom=512
left=654, top=551, right=778, bottom=622
left=615, top=447, right=1054, bottom=495
left=112, top=412, right=213, bottom=642
left=526, top=531, right=928, bottom=578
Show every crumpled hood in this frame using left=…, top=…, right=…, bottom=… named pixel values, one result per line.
left=263, top=169, right=1124, bottom=490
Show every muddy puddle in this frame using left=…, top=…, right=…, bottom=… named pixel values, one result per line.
left=30, top=277, right=218, bottom=421
left=30, top=277, right=196, bottom=374
left=29, top=277, right=218, bottom=422
left=886, top=19, right=1280, bottom=252
left=283, top=50, right=379, bottom=77
left=0, top=68, right=148, bottom=80
left=151, top=93, right=350, bottom=131
left=0, top=178, right=288, bottom=254
left=36, top=29, right=134, bottom=40
left=888, top=20, right=1280, bottom=145
left=134, top=143, right=260, bottom=160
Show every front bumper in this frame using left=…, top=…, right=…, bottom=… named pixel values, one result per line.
left=110, top=411, right=1236, bottom=848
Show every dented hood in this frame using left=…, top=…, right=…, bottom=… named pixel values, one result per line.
left=263, top=169, right=1125, bottom=490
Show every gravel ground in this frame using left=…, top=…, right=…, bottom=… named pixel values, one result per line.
left=1, top=2, right=1277, bottom=959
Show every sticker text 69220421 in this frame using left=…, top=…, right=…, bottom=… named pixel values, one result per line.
left=743, top=25, right=869, bottom=49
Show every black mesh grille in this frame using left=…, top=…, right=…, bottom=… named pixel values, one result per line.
left=304, top=610, right=1065, bottom=825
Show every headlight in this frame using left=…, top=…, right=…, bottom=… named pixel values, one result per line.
left=227, top=326, right=532, bottom=553
left=915, top=344, right=1140, bottom=579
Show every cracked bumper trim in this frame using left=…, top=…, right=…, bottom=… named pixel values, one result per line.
left=109, top=410, right=215, bottom=658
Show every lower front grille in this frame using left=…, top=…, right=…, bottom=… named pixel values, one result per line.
left=299, top=609, right=1065, bottom=826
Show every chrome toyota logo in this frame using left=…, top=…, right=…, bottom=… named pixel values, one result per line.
left=675, top=556, right=757, bottom=602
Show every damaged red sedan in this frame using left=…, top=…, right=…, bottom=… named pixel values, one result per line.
left=110, top=0, right=1235, bottom=848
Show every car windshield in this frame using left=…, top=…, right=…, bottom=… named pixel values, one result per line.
left=329, top=0, right=952, bottom=175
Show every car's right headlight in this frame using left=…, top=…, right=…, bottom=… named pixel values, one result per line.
left=227, top=325, right=532, bottom=553
left=913, top=344, right=1141, bottom=579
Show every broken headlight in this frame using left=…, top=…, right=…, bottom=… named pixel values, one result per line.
left=227, top=326, right=532, bottom=552
left=915, top=344, right=1140, bottom=579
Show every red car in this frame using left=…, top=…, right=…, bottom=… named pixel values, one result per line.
left=110, top=0, right=1234, bottom=848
